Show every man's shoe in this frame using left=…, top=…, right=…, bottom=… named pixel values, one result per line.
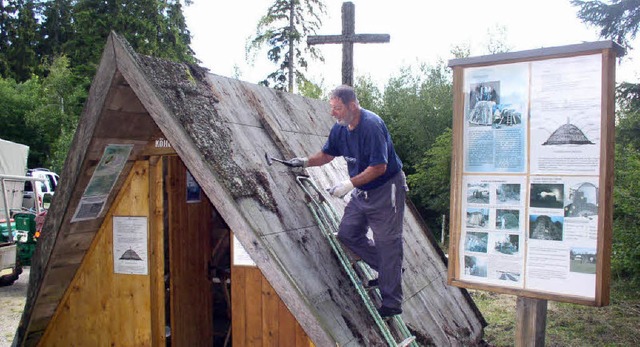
left=365, top=268, right=405, bottom=288
left=365, top=278, right=379, bottom=288
left=377, top=306, right=402, bottom=318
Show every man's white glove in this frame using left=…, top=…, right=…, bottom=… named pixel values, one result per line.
left=287, top=157, right=308, bottom=168
left=328, top=179, right=354, bottom=198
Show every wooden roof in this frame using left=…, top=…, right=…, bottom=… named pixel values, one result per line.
left=16, top=32, right=484, bottom=346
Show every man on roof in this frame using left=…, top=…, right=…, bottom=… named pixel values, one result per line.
left=288, top=85, right=407, bottom=318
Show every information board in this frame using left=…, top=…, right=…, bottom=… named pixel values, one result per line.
left=447, top=41, right=622, bottom=306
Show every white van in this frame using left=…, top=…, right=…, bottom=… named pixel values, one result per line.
left=22, top=169, right=59, bottom=211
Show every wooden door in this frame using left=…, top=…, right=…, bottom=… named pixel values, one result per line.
left=166, top=156, right=214, bottom=346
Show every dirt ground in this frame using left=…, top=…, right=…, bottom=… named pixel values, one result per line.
left=0, top=267, right=29, bottom=347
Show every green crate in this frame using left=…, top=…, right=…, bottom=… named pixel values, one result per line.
left=14, top=213, right=36, bottom=233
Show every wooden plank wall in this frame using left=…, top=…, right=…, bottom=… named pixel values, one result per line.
left=166, top=156, right=214, bottom=346
left=231, top=265, right=313, bottom=347
left=39, top=161, right=153, bottom=346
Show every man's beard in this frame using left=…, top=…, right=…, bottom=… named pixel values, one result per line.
left=337, top=112, right=354, bottom=126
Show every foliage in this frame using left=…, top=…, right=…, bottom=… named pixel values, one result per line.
left=380, top=61, right=453, bottom=174
left=472, top=279, right=640, bottom=346
left=0, top=77, right=40, bottom=153
left=0, top=56, right=86, bottom=169
left=0, top=0, right=195, bottom=170
left=572, top=0, right=640, bottom=286
left=68, top=0, right=196, bottom=81
left=354, top=75, right=383, bottom=115
left=247, top=0, right=326, bottom=92
left=572, top=0, right=640, bottom=51
left=406, top=128, right=452, bottom=233
left=298, top=77, right=324, bottom=99
left=612, top=143, right=640, bottom=281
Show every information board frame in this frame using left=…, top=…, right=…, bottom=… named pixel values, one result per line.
left=447, top=41, right=623, bottom=306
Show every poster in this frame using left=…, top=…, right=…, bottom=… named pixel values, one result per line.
left=186, top=170, right=201, bottom=203
left=113, top=216, right=148, bottom=275
left=233, top=235, right=256, bottom=267
left=72, top=144, right=133, bottom=222
left=463, top=62, right=529, bottom=174
left=460, top=176, right=526, bottom=288
left=529, top=54, right=602, bottom=175
left=457, top=53, right=604, bottom=300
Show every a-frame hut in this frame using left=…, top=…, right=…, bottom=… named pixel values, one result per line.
left=15, top=32, right=485, bottom=346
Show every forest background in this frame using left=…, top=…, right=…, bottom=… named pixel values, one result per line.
left=1, top=1, right=639, bottom=344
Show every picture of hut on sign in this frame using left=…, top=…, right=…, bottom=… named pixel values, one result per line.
left=466, top=208, right=490, bottom=228
left=529, top=214, right=564, bottom=241
left=467, top=81, right=522, bottom=128
left=467, top=183, right=490, bottom=204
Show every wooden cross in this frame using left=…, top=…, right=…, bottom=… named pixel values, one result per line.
left=307, top=2, right=390, bottom=86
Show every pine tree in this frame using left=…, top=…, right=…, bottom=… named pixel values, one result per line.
left=247, top=0, right=326, bottom=92
left=5, top=0, right=41, bottom=82
left=572, top=0, right=640, bottom=51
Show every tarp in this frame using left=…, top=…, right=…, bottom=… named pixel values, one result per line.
left=0, top=138, right=29, bottom=212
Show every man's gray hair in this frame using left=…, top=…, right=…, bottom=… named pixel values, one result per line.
left=330, top=85, right=359, bottom=105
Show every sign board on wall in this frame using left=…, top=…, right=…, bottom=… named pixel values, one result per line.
left=447, top=41, right=622, bottom=306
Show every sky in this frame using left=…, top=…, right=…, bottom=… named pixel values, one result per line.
left=183, top=0, right=640, bottom=91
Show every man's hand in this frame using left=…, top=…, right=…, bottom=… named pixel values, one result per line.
left=328, top=179, right=354, bottom=198
left=287, top=157, right=308, bottom=168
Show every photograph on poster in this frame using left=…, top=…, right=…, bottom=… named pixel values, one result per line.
left=564, top=181, right=599, bottom=217
left=186, top=170, right=201, bottom=203
left=464, top=255, right=488, bottom=277
left=495, top=209, right=520, bottom=230
left=496, top=270, right=521, bottom=282
left=467, top=183, right=490, bottom=204
left=496, top=183, right=521, bottom=204
left=463, top=63, right=529, bottom=174
left=570, top=247, right=597, bottom=274
left=466, top=208, right=490, bottom=228
left=493, top=233, right=520, bottom=256
left=529, top=214, right=564, bottom=241
left=530, top=183, right=565, bottom=209
left=465, top=232, right=489, bottom=253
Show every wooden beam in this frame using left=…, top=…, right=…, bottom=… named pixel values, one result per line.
left=515, top=297, right=547, bottom=347
left=307, top=2, right=389, bottom=86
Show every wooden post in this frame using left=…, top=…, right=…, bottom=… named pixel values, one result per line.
left=515, top=296, right=547, bottom=347
left=307, top=2, right=389, bottom=86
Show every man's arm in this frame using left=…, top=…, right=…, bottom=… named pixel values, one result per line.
left=350, top=163, right=386, bottom=187
left=307, top=151, right=334, bottom=167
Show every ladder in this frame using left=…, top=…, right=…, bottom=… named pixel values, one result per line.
left=296, top=176, right=417, bottom=347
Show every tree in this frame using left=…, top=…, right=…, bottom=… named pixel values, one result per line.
left=572, top=0, right=640, bottom=51
left=407, top=128, right=453, bottom=234
left=247, top=0, right=326, bottom=92
left=26, top=55, right=87, bottom=171
left=573, top=0, right=640, bottom=283
left=67, top=0, right=196, bottom=82
left=5, top=0, right=41, bottom=82
left=381, top=61, right=453, bottom=173
left=39, top=0, right=74, bottom=57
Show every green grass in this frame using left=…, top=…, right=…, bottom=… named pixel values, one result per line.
left=470, top=279, right=640, bottom=346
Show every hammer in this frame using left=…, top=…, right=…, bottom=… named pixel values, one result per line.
left=264, top=153, right=297, bottom=167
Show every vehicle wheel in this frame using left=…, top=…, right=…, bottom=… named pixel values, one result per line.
left=0, top=272, right=19, bottom=286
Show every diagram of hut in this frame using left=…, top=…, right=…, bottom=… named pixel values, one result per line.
left=119, top=248, right=142, bottom=261
left=542, top=119, right=595, bottom=145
